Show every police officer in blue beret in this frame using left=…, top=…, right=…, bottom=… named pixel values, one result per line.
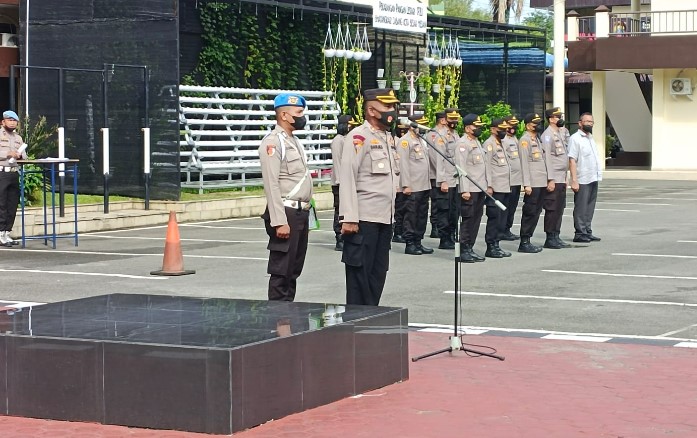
left=258, top=94, right=313, bottom=301
left=0, top=110, right=25, bottom=247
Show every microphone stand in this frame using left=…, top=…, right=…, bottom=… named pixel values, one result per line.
left=411, top=128, right=505, bottom=362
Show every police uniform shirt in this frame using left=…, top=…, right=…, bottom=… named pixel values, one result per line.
left=432, top=125, right=460, bottom=186
left=482, top=135, right=511, bottom=194
left=397, top=130, right=430, bottom=193
left=259, top=126, right=314, bottom=227
left=330, top=134, right=344, bottom=186
left=339, top=121, right=398, bottom=224
left=0, top=127, right=25, bottom=167
left=541, top=126, right=569, bottom=184
left=518, top=131, right=548, bottom=188
left=502, top=134, right=523, bottom=186
left=454, top=135, right=486, bottom=193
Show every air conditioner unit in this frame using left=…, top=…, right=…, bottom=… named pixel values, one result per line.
left=670, top=78, right=692, bottom=95
left=0, top=33, right=16, bottom=47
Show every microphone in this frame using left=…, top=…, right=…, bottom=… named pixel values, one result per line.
left=399, top=117, right=431, bottom=132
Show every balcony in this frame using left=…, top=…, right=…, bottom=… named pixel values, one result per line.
left=567, top=8, right=697, bottom=71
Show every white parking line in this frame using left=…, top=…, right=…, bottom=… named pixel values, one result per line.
left=443, top=290, right=697, bottom=307
left=675, top=342, right=697, bottom=348
left=613, top=253, right=697, bottom=260
left=594, top=208, right=639, bottom=212
left=16, top=248, right=269, bottom=261
left=543, top=269, right=697, bottom=281
left=677, top=240, right=697, bottom=244
left=659, top=323, right=697, bottom=337
left=597, top=202, right=671, bottom=206
left=542, top=334, right=611, bottom=342
left=82, top=235, right=269, bottom=243
left=181, top=225, right=266, bottom=230
left=0, top=268, right=167, bottom=280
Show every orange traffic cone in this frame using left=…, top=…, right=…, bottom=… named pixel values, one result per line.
left=150, top=211, right=196, bottom=276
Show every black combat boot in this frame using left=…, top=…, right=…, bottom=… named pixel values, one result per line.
left=495, top=242, right=512, bottom=257
left=334, top=236, right=343, bottom=252
left=543, top=233, right=563, bottom=249
left=438, top=235, right=455, bottom=250
left=485, top=243, right=504, bottom=259
left=392, top=233, right=405, bottom=244
left=429, top=225, right=439, bottom=238
left=416, top=240, right=434, bottom=254
left=500, top=230, right=518, bottom=241
left=518, top=237, right=543, bottom=253
left=405, top=241, right=423, bottom=255
left=470, top=246, right=486, bottom=262
left=459, top=244, right=476, bottom=263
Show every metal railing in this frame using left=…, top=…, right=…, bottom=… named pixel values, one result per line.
left=578, top=16, right=596, bottom=40
left=609, top=10, right=697, bottom=36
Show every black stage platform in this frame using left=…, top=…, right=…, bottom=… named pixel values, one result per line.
left=0, top=294, right=409, bottom=434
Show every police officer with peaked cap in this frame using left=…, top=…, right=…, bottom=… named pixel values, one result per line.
left=541, top=106, right=571, bottom=249
left=517, top=113, right=546, bottom=253
left=259, top=93, right=313, bottom=301
left=430, top=108, right=461, bottom=250
left=501, top=115, right=522, bottom=242
left=455, top=113, right=487, bottom=263
left=339, top=88, right=400, bottom=306
left=482, top=118, right=512, bottom=258
left=0, top=110, right=25, bottom=248
left=331, top=115, right=359, bottom=251
left=398, top=113, right=433, bottom=256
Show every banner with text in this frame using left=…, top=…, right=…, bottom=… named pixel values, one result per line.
left=372, top=0, right=428, bottom=34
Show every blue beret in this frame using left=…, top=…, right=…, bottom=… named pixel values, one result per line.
left=3, top=110, right=19, bottom=121
left=273, top=94, right=306, bottom=109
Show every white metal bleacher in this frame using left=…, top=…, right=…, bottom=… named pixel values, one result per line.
left=179, top=85, right=340, bottom=193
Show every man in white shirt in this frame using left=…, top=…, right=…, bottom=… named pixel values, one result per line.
left=568, top=112, right=602, bottom=243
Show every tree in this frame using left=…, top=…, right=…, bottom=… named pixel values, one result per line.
left=432, top=0, right=490, bottom=21
left=490, top=0, right=525, bottom=23
left=523, top=10, right=553, bottom=51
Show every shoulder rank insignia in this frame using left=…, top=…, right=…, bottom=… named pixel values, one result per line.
left=370, top=138, right=381, bottom=145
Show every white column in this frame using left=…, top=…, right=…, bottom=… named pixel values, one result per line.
left=596, top=10, right=610, bottom=38
left=553, top=0, right=566, bottom=109
left=630, top=0, right=640, bottom=12
left=567, top=14, right=579, bottom=42
left=591, top=71, right=607, bottom=170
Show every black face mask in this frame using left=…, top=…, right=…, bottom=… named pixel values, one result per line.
left=581, top=124, right=593, bottom=133
left=447, top=122, right=458, bottom=130
left=376, top=110, right=398, bottom=130
left=556, top=119, right=566, bottom=128
left=507, top=128, right=516, bottom=136
left=534, top=124, right=544, bottom=133
left=472, top=127, right=482, bottom=138
left=496, top=130, right=506, bottom=140
left=289, top=115, right=307, bottom=130
left=4, top=126, right=15, bottom=132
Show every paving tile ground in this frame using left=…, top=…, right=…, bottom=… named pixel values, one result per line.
left=1, top=331, right=696, bottom=437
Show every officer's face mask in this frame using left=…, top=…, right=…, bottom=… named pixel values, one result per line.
left=507, top=128, right=516, bottom=136
left=471, top=127, right=482, bottom=138
left=534, top=123, right=544, bottom=133
left=447, top=122, right=458, bottom=130
left=556, top=119, right=566, bottom=128
left=496, top=130, right=506, bottom=140
left=581, top=124, right=593, bottom=133
left=375, top=109, right=398, bottom=130
left=289, top=114, right=307, bottom=130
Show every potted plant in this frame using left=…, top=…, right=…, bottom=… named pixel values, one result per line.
left=392, top=79, right=401, bottom=91
left=377, top=79, right=387, bottom=88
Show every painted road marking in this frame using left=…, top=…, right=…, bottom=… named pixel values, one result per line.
left=15, top=248, right=269, bottom=261
left=542, top=334, right=612, bottom=342
left=543, top=269, right=697, bottom=281
left=0, top=268, right=167, bottom=280
left=613, top=253, right=697, bottom=260
left=443, top=290, right=697, bottom=307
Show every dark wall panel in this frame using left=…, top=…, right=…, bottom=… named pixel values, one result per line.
left=20, top=0, right=180, bottom=200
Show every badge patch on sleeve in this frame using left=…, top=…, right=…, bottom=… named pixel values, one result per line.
left=521, top=141, right=528, bottom=148
left=353, top=134, right=365, bottom=152
left=401, top=140, right=409, bottom=149
left=266, top=145, right=275, bottom=156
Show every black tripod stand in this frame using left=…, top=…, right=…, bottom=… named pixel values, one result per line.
left=409, top=127, right=505, bottom=362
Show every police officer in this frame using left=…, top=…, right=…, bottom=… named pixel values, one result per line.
left=331, top=115, right=358, bottom=251
left=392, top=121, right=409, bottom=244
left=398, top=113, right=433, bottom=256
left=259, top=94, right=313, bottom=301
left=430, top=109, right=461, bottom=250
left=0, top=110, right=25, bottom=248
left=482, top=118, right=512, bottom=258
left=541, top=107, right=571, bottom=249
left=339, top=88, right=400, bottom=306
left=501, top=115, right=521, bottom=241
left=517, top=113, right=546, bottom=253
left=455, top=114, right=487, bottom=263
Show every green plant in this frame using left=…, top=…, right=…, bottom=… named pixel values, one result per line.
left=479, top=101, right=513, bottom=142
left=17, top=116, right=60, bottom=205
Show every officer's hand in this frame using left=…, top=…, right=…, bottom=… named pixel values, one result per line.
left=462, top=192, right=471, bottom=201
left=440, top=182, right=448, bottom=192
left=546, top=181, right=555, bottom=192
left=341, top=222, right=359, bottom=235
left=571, top=181, right=580, bottom=193
left=486, top=187, right=494, bottom=196
left=524, top=186, right=532, bottom=196
left=9, top=151, right=20, bottom=159
left=275, top=224, right=291, bottom=239
left=403, top=187, right=412, bottom=196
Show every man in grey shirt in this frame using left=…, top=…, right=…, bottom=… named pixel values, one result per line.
left=568, top=112, right=602, bottom=243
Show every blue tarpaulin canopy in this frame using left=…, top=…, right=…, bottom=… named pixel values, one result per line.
left=453, top=42, right=546, bottom=67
